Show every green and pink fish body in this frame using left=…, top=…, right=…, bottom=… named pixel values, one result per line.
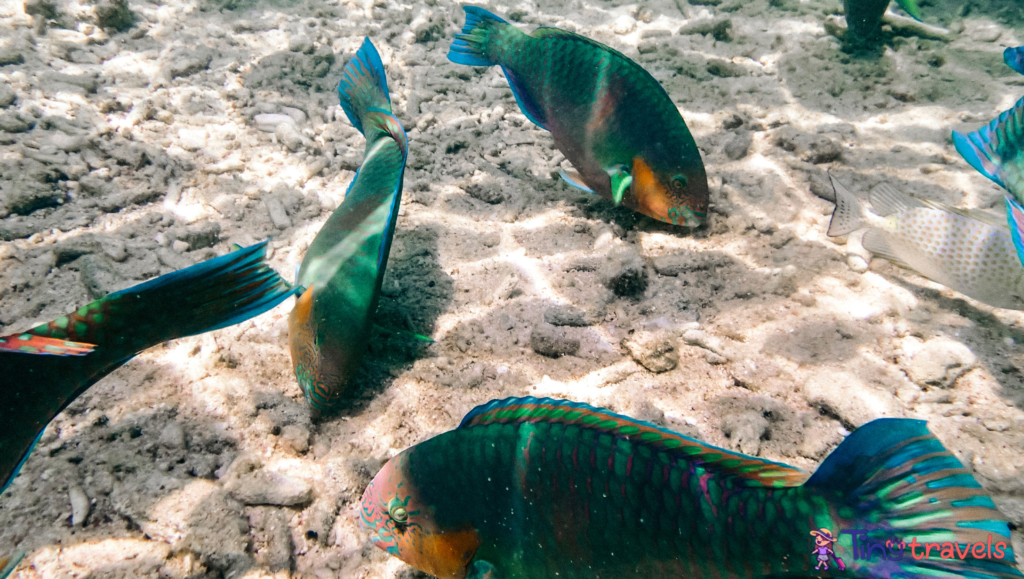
left=828, top=177, right=1024, bottom=310
left=360, top=396, right=1022, bottom=579
left=954, top=94, right=1024, bottom=203
left=0, top=241, right=295, bottom=493
left=448, top=7, right=708, bottom=228
left=288, top=38, right=408, bottom=411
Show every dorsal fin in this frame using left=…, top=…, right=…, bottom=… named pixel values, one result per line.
left=868, top=183, right=925, bottom=216
left=459, top=396, right=809, bottom=488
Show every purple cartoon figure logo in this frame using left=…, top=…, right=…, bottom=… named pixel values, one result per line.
left=811, top=528, right=846, bottom=572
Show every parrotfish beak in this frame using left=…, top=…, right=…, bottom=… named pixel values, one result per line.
left=631, top=157, right=706, bottom=228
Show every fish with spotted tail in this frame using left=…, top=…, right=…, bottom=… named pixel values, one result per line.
left=827, top=175, right=1024, bottom=310
left=288, top=38, right=408, bottom=411
left=447, top=6, right=708, bottom=228
left=360, top=396, right=1022, bottom=579
left=0, top=241, right=296, bottom=493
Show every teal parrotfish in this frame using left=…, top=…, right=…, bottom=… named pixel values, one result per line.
left=0, top=241, right=295, bottom=493
left=360, top=396, right=1023, bottom=579
left=953, top=94, right=1024, bottom=203
left=447, top=7, right=709, bottom=228
left=828, top=176, right=1024, bottom=310
left=1006, top=47, right=1024, bottom=75
left=288, top=38, right=408, bottom=411
left=843, top=0, right=922, bottom=47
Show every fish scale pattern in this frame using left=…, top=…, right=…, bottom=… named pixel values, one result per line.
left=953, top=94, right=1024, bottom=203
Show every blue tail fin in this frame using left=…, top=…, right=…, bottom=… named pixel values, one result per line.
left=1006, top=196, right=1024, bottom=269
left=953, top=95, right=1024, bottom=200
left=337, top=37, right=392, bottom=136
left=806, top=418, right=1022, bottom=578
left=448, top=6, right=507, bottom=67
left=1006, top=46, right=1024, bottom=75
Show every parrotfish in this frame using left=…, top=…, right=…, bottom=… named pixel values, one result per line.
left=1006, top=46, right=1024, bottom=75
left=844, top=0, right=922, bottom=47
left=1006, top=197, right=1024, bottom=269
left=827, top=175, right=1024, bottom=310
left=288, top=38, right=408, bottom=411
left=447, top=7, right=709, bottom=228
left=360, top=396, right=1022, bottom=579
left=0, top=241, right=295, bottom=492
left=953, top=94, right=1024, bottom=203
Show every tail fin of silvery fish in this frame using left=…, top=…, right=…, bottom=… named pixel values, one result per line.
left=827, top=175, right=867, bottom=236
left=0, top=551, right=24, bottom=579
left=337, top=38, right=393, bottom=137
left=1005, top=196, right=1024, bottom=269
left=952, top=94, right=1024, bottom=201
left=805, top=419, right=1023, bottom=579
left=448, top=6, right=508, bottom=67
left=1006, top=47, right=1024, bottom=75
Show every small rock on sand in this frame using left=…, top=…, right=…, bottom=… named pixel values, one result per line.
left=530, top=323, right=580, bottom=358
left=0, top=85, right=15, bottom=108
left=721, top=410, right=769, bottom=455
left=621, top=330, right=678, bottom=373
left=803, top=370, right=901, bottom=428
left=905, top=337, right=977, bottom=388
left=226, top=467, right=314, bottom=507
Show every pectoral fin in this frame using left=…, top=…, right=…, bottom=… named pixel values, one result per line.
left=558, top=168, right=594, bottom=194
left=466, top=560, right=501, bottom=579
left=606, top=164, right=632, bottom=205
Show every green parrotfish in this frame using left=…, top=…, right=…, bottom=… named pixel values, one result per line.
left=447, top=7, right=709, bottom=228
left=360, top=396, right=1022, bottom=579
left=844, top=0, right=922, bottom=48
left=288, top=38, right=408, bottom=411
left=954, top=94, right=1024, bottom=204
left=0, top=241, right=295, bottom=493
left=827, top=176, right=1024, bottom=310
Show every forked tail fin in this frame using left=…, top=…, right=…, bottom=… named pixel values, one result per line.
left=805, top=419, right=1023, bottom=579
left=448, top=6, right=509, bottom=67
left=337, top=38, right=393, bottom=136
left=952, top=94, right=1024, bottom=202
left=827, top=174, right=868, bottom=236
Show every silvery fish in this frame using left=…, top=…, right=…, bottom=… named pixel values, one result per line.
left=827, top=176, right=1024, bottom=310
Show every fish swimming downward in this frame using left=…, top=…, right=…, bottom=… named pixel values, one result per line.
left=447, top=7, right=709, bottom=228
left=843, top=0, right=922, bottom=47
left=0, top=241, right=295, bottom=493
left=1006, top=46, right=1024, bottom=75
left=827, top=176, right=1024, bottom=310
left=360, top=396, right=1023, bottom=579
left=288, top=38, right=408, bottom=411
left=952, top=94, right=1024, bottom=204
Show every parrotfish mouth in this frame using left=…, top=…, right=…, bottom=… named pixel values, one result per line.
left=631, top=157, right=707, bottom=227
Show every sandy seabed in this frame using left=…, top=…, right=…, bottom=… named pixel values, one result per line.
left=1, top=0, right=1024, bottom=576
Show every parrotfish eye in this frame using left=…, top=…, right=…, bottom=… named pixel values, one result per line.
left=387, top=499, right=409, bottom=525
left=671, top=175, right=687, bottom=191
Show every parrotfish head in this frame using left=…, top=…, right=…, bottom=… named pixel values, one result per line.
left=631, top=156, right=709, bottom=228
left=360, top=451, right=482, bottom=579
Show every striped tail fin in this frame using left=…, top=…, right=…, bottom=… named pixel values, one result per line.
left=1006, top=47, right=1024, bottom=75
left=448, top=6, right=508, bottom=67
left=805, top=419, right=1023, bottom=578
left=952, top=94, right=1024, bottom=202
left=337, top=38, right=392, bottom=137
left=1006, top=196, right=1024, bottom=270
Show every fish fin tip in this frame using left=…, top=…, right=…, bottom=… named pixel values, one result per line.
left=862, top=229, right=910, bottom=268
left=447, top=6, right=506, bottom=67
left=826, top=175, right=866, bottom=236
left=0, top=333, right=95, bottom=356
left=337, top=38, right=391, bottom=135
left=895, top=0, right=922, bottom=20
left=952, top=94, right=1024, bottom=193
left=806, top=418, right=1022, bottom=578
left=558, top=169, right=594, bottom=193
left=0, top=549, right=25, bottom=579
left=1006, top=196, right=1024, bottom=268
left=1005, top=46, right=1024, bottom=75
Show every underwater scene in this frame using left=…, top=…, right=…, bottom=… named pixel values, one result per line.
left=2, top=0, right=1024, bottom=576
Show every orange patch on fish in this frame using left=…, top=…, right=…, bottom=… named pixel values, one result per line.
left=403, top=525, right=482, bottom=579
left=631, top=157, right=673, bottom=221
left=288, top=285, right=316, bottom=368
